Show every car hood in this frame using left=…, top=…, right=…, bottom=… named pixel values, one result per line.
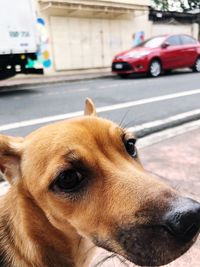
left=115, top=47, right=153, bottom=59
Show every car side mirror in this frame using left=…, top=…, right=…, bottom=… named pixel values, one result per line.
left=161, top=42, right=170, bottom=49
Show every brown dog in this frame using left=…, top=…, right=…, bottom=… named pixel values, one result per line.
left=0, top=98, right=200, bottom=267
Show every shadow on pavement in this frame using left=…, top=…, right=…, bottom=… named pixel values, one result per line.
left=112, top=69, right=195, bottom=80
left=0, top=89, right=39, bottom=98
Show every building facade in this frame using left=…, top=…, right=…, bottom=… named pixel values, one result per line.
left=36, top=1, right=199, bottom=74
left=37, top=0, right=151, bottom=74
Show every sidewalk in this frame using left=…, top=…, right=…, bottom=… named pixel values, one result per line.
left=0, top=69, right=113, bottom=89
left=91, top=127, right=200, bottom=267
left=0, top=127, right=199, bottom=266
left=139, top=127, right=200, bottom=267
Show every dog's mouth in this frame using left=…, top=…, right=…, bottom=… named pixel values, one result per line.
left=92, top=223, right=198, bottom=267
left=115, top=224, right=198, bottom=266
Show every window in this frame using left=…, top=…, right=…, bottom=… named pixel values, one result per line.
left=181, top=35, right=197, bottom=45
left=166, top=36, right=181, bottom=46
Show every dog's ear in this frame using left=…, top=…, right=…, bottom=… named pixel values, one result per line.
left=0, top=135, right=24, bottom=184
left=84, top=98, right=97, bottom=116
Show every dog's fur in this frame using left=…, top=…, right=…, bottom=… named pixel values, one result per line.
left=0, top=98, right=199, bottom=267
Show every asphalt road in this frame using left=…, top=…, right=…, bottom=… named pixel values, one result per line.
left=0, top=70, right=200, bottom=137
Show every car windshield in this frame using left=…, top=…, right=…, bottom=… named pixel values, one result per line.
left=137, top=36, right=166, bottom=48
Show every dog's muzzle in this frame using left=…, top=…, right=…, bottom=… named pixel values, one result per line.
left=116, top=197, right=200, bottom=266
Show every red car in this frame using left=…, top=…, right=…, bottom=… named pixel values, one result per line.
left=112, top=34, right=200, bottom=77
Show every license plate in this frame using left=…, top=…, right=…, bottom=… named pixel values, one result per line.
left=115, top=63, right=123, bottom=69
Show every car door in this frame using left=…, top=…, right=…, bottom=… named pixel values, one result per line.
left=180, top=35, right=198, bottom=67
left=161, top=35, right=183, bottom=69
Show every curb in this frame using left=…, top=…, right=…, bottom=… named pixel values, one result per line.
left=0, top=73, right=114, bottom=90
left=134, top=112, right=200, bottom=138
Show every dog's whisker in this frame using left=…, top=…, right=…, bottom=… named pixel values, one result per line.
left=121, top=119, right=137, bottom=130
left=114, top=254, right=130, bottom=267
left=119, top=108, right=133, bottom=128
left=94, top=253, right=117, bottom=267
left=80, top=244, right=97, bottom=265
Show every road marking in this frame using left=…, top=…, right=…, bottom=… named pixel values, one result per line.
left=0, top=89, right=200, bottom=132
left=96, top=88, right=200, bottom=112
left=0, top=111, right=83, bottom=131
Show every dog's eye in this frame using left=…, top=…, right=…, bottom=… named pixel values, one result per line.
left=52, top=169, right=84, bottom=193
left=125, top=138, right=137, bottom=158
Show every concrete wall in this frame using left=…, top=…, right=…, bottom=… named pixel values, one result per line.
left=38, top=0, right=150, bottom=74
left=98, top=0, right=150, bottom=7
left=39, top=0, right=151, bottom=8
left=50, top=15, right=148, bottom=71
left=132, top=10, right=152, bottom=39
left=150, top=22, right=199, bottom=39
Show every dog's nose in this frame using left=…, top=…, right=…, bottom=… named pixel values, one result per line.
left=164, top=198, right=200, bottom=242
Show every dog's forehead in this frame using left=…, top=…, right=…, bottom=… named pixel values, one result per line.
left=24, top=116, right=123, bottom=156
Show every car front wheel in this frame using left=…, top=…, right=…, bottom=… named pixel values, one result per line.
left=192, top=57, right=200, bottom=72
left=149, top=60, right=162, bottom=77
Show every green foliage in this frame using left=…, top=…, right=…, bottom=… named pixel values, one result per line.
left=151, top=0, right=200, bottom=11
left=152, top=0, right=169, bottom=11
left=186, top=0, right=200, bottom=10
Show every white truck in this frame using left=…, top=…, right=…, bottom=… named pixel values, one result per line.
left=0, top=0, right=43, bottom=79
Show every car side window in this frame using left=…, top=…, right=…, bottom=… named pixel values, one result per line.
left=166, top=36, right=181, bottom=46
left=181, top=35, right=197, bottom=45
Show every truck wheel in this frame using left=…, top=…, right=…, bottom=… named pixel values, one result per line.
left=149, top=60, right=161, bottom=77
left=0, top=69, right=15, bottom=80
left=192, top=57, right=200, bottom=72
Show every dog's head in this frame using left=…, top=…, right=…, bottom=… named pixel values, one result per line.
left=0, top=98, right=200, bottom=266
